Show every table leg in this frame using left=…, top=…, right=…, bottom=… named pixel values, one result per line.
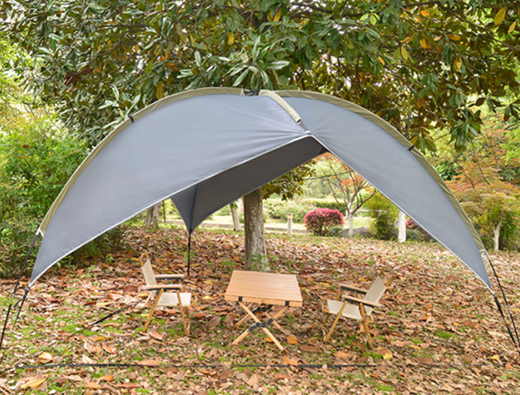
left=265, top=306, right=289, bottom=332
left=232, top=302, right=284, bottom=351
left=234, top=303, right=255, bottom=327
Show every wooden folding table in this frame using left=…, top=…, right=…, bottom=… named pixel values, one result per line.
left=224, top=270, right=303, bottom=351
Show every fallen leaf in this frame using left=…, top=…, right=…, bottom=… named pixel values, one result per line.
left=100, top=374, right=114, bottom=382
left=417, top=357, right=434, bottom=365
left=247, top=374, right=259, bottom=387
left=333, top=351, right=351, bottom=360
left=138, top=359, right=161, bottom=366
left=287, top=335, right=298, bottom=345
left=149, top=330, right=164, bottom=340
left=199, top=368, right=217, bottom=376
left=220, top=370, right=233, bottom=380
left=282, top=355, right=299, bottom=366
left=21, top=377, right=47, bottom=389
left=38, top=352, right=53, bottom=364
left=275, top=373, right=291, bottom=381
left=207, top=315, right=221, bottom=329
left=102, top=343, right=118, bottom=354
left=60, top=375, right=83, bottom=382
left=82, top=355, right=96, bottom=364
left=85, top=381, right=101, bottom=389
left=300, top=344, right=320, bottom=353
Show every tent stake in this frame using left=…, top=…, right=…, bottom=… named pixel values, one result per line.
left=484, top=251, right=520, bottom=350
left=0, top=233, right=38, bottom=364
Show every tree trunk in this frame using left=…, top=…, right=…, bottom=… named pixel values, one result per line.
left=398, top=210, right=406, bottom=243
left=493, top=218, right=502, bottom=252
left=230, top=203, right=241, bottom=231
left=144, top=202, right=162, bottom=228
left=243, top=188, right=266, bottom=270
left=347, top=212, right=354, bottom=237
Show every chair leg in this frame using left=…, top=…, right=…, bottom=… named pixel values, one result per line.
left=177, top=291, right=189, bottom=336
left=324, top=302, right=347, bottom=343
left=144, top=290, right=163, bottom=331
left=359, top=304, right=373, bottom=349
left=323, top=289, right=343, bottom=328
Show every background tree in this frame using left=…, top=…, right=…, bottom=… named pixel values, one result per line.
left=314, top=154, right=375, bottom=236
left=448, top=125, right=520, bottom=251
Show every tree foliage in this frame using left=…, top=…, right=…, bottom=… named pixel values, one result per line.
left=2, top=0, right=519, bottom=152
left=304, top=207, right=344, bottom=236
left=448, top=125, right=520, bottom=250
left=0, top=111, right=87, bottom=276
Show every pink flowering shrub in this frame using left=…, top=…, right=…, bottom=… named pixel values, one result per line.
left=304, top=208, right=344, bottom=236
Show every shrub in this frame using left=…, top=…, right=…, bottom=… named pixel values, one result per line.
left=406, top=218, right=434, bottom=242
left=265, top=199, right=316, bottom=222
left=304, top=198, right=345, bottom=213
left=365, top=193, right=398, bottom=240
left=0, top=121, right=90, bottom=277
left=304, top=208, right=344, bottom=236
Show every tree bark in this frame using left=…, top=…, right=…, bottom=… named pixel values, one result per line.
left=243, top=188, right=266, bottom=270
left=493, top=217, right=502, bottom=252
left=347, top=212, right=354, bottom=237
left=398, top=210, right=406, bottom=243
left=144, top=202, right=162, bottom=228
left=230, top=202, right=241, bottom=231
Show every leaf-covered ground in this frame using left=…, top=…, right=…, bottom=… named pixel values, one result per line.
left=1, top=226, right=519, bottom=394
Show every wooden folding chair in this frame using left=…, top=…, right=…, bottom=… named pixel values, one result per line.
left=140, top=252, right=191, bottom=335
left=323, top=276, right=386, bottom=348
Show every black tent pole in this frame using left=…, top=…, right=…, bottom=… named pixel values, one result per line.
left=0, top=233, right=38, bottom=363
left=484, top=251, right=520, bottom=350
left=187, top=232, right=192, bottom=276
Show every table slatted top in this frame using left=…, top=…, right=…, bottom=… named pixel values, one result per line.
left=224, top=270, right=303, bottom=307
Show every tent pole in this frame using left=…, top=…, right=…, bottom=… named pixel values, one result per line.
left=0, top=233, right=38, bottom=363
left=187, top=232, right=192, bottom=276
left=484, top=251, right=520, bottom=350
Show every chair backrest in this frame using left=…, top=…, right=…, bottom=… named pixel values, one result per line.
left=364, top=276, right=386, bottom=306
left=141, top=258, right=157, bottom=287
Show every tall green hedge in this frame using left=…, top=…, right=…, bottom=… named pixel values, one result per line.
left=0, top=119, right=87, bottom=277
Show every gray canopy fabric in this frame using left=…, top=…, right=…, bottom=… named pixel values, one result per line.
left=30, top=87, right=491, bottom=291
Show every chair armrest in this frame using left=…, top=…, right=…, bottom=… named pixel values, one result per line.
left=143, top=284, right=182, bottom=291
left=155, top=274, right=184, bottom=282
left=342, top=295, right=379, bottom=308
left=338, top=283, right=367, bottom=294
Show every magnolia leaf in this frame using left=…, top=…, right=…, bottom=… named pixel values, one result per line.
left=273, top=8, right=282, bottom=22
left=156, top=82, right=164, bottom=100
left=420, top=10, right=429, bottom=17
left=454, top=58, right=462, bottom=71
left=494, top=7, right=506, bottom=26
left=227, top=33, right=234, bottom=46
left=508, top=21, right=516, bottom=33
left=401, top=46, right=409, bottom=61
left=447, top=34, right=461, bottom=41
left=377, top=56, right=385, bottom=65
